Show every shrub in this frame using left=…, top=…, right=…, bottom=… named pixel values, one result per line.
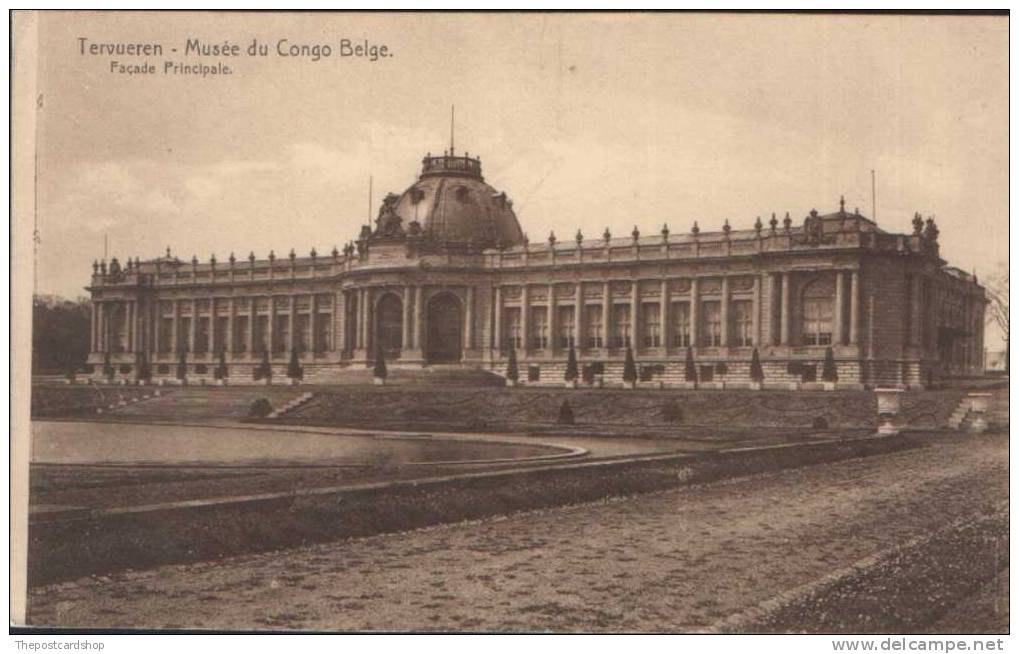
left=248, top=398, right=273, bottom=418
left=812, top=415, right=829, bottom=429
left=821, top=346, right=838, bottom=382
left=371, top=343, right=385, bottom=380
left=622, top=347, right=637, bottom=383
left=661, top=400, right=683, bottom=423
left=506, top=347, right=519, bottom=382
left=749, top=347, right=764, bottom=382
left=564, top=345, right=579, bottom=382
left=684, top=346, right=697, bottom=383
left=557, top=398, right=575, bottom=425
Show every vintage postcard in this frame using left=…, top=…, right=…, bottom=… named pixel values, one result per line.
left=10, top=10, right=1009, bottom=639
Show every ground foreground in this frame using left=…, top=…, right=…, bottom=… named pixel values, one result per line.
left=28, top=431, right=1007, bottom=633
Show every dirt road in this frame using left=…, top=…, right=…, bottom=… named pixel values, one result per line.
left=28, top=432, right=1007, bottom=633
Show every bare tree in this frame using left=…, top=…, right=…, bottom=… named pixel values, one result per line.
left=984, top=263, right=1009, bottom=373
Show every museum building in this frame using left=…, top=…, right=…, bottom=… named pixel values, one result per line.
left=86, top=146, right=986, bottom=389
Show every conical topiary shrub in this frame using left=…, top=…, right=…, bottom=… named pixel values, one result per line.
left=506, top=347, right=519, bottom=386
left=821, top=346, right=838, bottom=386
left=215, top=349, right=228, bottom=382
left=254, top=349, right=271, bottom=383
left=373, top=342, right=387, bottom=385
left=564, top=344, right=579, bottom=387
left=557, top=398, right=575, bottom=425
left=176, top=348, right=188, bottom=384
left=137, top=351, right=151, bottom=384
left=288, top=347, right=303, bottom=383
left=749, top=347, right=764, bottom=388
left=103, top=352, right=114, bottom=383
left=684, top=346, right=697, bottom=385
left=622, top=346, right=637, bottom=389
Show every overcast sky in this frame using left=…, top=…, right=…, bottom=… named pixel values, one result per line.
left=32, top=12, right=1008, bottom=347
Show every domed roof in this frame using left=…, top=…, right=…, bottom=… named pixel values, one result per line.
left=390, top=152, right=524, bottom=248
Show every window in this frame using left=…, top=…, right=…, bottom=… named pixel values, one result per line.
left=531, top=310, right=548, bottom=350
left=701, top=301, right=721, bottom=346
left=214, top=317, right=229, bottom=353
left=233, top=316, right=249, bottom=353
left=557, top=305, right=575, bottom=348
left=160, top=317, right=174, bottom=353
left=273, top=315, right=288, bottom=353
left=641, top=303, right=661, bottom=348
left=253, top=315, right=268, bottom=353
left=584, top=305, right=603, bottom=348
left=194, top=317, right=209, bottom=354
left=611, top=304, right=631, bottom=348
left=504, top=308, right=522, bottom=350
left=732, top=300, right=754, bottom=347
left=670, top=302, right=691, bottom=347
left=178, top=318, right=192, bottom=352
left=314, top=316, right=331, bottom=353
left=802, top=280, right=834, bottom=346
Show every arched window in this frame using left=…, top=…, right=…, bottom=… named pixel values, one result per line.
left=801, top=279, right=834, bottom=346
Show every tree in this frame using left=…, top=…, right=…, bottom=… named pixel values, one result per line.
left=749, top=347, right=764, bottom=383
left=985, top=263, right=1009, bottom=373
left=557, top=398, right=575, bottom=425
left=506, top=347, right=519, bottom=382
left=372, top=342, right=387, bottom=380
left=214, top=349, right=228, bottom=380
left=564, top=344, right=579, bottom=382
left=821, top=346, right=838, bottom=382
left=684, top=346, right=698, bottom=383
left=32, top=295, right=91, bottom=374
left=622, top=346, right=638, bottom=384
left=288, top=347, right=304, bottom=381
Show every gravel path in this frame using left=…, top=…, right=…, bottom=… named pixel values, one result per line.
left=28, top=432, right=1007, bottom=633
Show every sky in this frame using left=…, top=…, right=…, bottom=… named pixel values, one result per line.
left=30, top=12, right=1008, bottom=347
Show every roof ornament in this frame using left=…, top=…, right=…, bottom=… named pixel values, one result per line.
left=165, top=246, right=171, bottom=258
left=228, top=252, right=236, bottom=265
left=770, top=213, right=778, bottom=233
left=331, top=245, right=339, bottom=259
left=248, top=251, right=255, bottom=263
left=209, top=253, right=216, bottom=267
left=576, top=229, right=584, bottom=245
left=92, top=260, right=99, bottom=274
left=783, top=212, right=792, bottom=231
left=268, top=250, right=276, bottom=263
left=289, top=248, right=296, bottom=262
left=839, top=195, right=846, bottom=213
left=310, top=247, right=317, bottom=259
left=548, top=231, right=557, bottom=248
left=754, top=216, right=763, bottom=235
left=191, top=255, right=198, bottom=267
left=631, top=225, right=640, bottom=242
left=661, top=223, right=670, bottom=242
left=722, top=219, right=731, bottom=237
left=691, top=221, right=700, bottom=237
left=603, top=227, right=611, bottom=244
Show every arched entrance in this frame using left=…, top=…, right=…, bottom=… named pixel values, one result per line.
left=426, top=292, right=463, bottom=363
left=375, top=292, right=404, bottom=355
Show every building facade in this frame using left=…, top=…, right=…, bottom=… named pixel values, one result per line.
left=87, top=148, right=986, bottom=388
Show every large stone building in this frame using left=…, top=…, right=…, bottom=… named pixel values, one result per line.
left=87, top=146, right=986, bottom=388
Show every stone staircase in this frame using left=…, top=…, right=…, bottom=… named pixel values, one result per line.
left=302, top=364, right=506, bottom=387
left=947, top=388, right=1009, bottom=431
left=107, top=386, right=307, bottom=421
left=267, top=392, right=315, bottom=419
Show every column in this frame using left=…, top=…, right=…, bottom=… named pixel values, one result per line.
left=153, top=302, right=161, bottom=355
left=309, top=294, right=317, bottom=355
left=753, top=275, right=762, bottom=347
left=207, top=298, right=215, bottom=354
left=402, top=286, right=412, bottom=352
left=287, top=295, right=296, bottom=353
left=547, top=284, right=555, bottom=351
left=268, top=296, right=276, bottom=356
left=227, top=297, right=235, bottom=355
left=171, top=300, right=180, bottom=353
left=690, top=278, right=699, bottom=347
left=248, top=298, right=256, bottom=355
left=493, top=286, right=503, bottom=353
left=189, top=299, right=198, bottom=354
left=363, top=288, right=372, bottom=352
left=414, top=286, right=424, bottom=351
left=630, top=281, right=639, bottom=349
left=128, top=301, right=136, bottom=352
left=601, top=281, right=611, bottom=349
left=465, top=286, right=475, bottom=352
left=660, top=279, right=669, bottom=349
left=911, top=274, right=923, bottom=347
left=91, top=302, right=98, bottom=352
left=833, top=271, right=844, bottom=345
left=720, top=276, right=729, bottom=347
left=780, top=272, right=790, bottom=345
left=521, top=284, right=530, bottom=352
left=574, top=282, right=583, bottom=350
left=849, top=270, right=860, bottom=345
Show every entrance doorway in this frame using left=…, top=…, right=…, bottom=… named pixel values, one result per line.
left=375, top=293, right=404, bottom=355
left=426, top=293, right=463, bottom=363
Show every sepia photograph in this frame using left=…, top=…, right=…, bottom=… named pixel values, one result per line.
left=10, top=9, right=1010, bottom=640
